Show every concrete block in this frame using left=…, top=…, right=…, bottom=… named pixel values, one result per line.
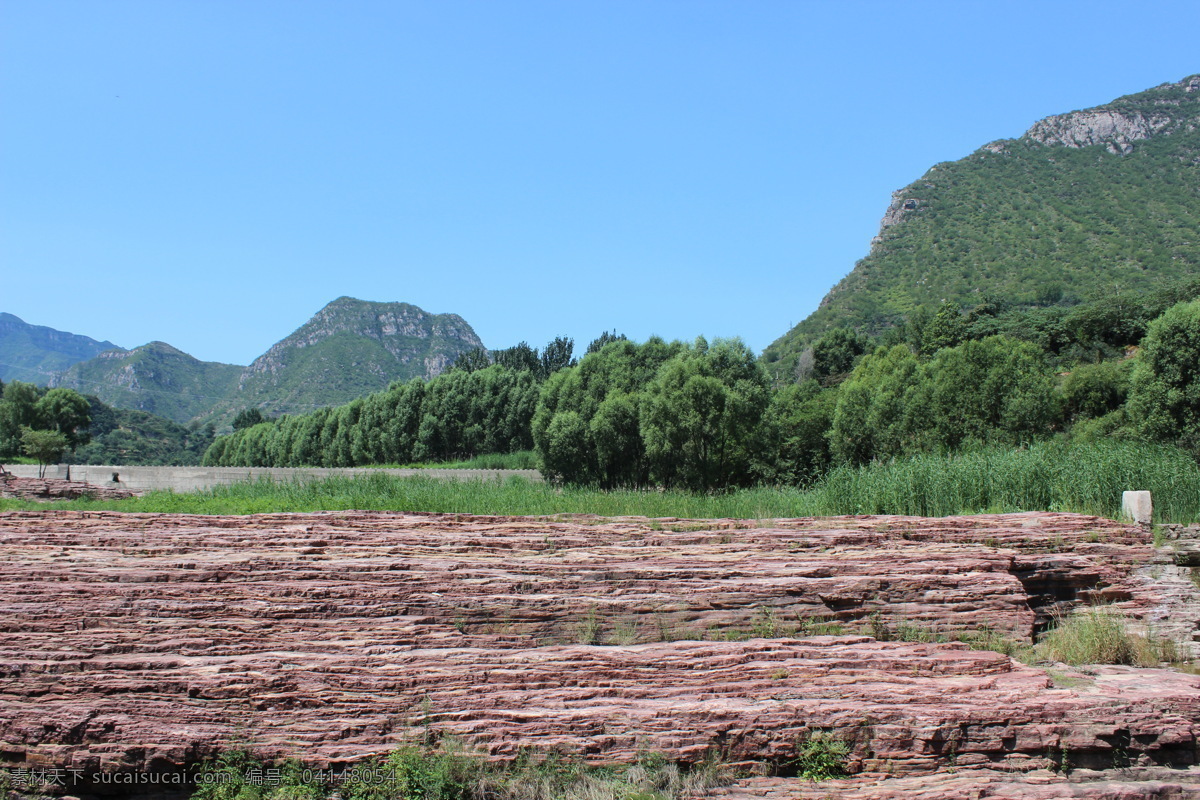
left=1121, top=491, right=1152, bottom=525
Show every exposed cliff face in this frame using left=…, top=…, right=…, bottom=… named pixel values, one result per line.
left=765, top=74, right=1200, bottom=379
left=1026, top=74, right=1200, bottom=154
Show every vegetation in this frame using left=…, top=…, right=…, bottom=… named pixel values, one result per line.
left=51, top=341, right=243, bottom=425
left=9, top=440, right=1200, bottom=524
left=189, top=744, right=730, bottom=800
left=791, top=733, right=850, bottom=782
left=0, top=379, right=214, bottom=466
left=1036, top=607, right=1182, bottom=667
left=20, top=428, right=68, bottom=477
left=764, top=76, right=1200, bottom=379
left=203, top=335, right=586, bottom=469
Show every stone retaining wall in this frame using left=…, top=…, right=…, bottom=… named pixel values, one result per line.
left=1, top=464, right=542, bottom=493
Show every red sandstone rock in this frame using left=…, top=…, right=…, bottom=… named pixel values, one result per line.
left=0, top=474, right=136, bottom=502
left=0, top=510, right=1195, bottom=798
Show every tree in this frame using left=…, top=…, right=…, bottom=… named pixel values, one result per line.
left=640, top=338, right=770, bottom=490
left=586, top=330, right=627, bottom=355
left=761, top=380, right=838, bottom=486
left=1128, top=299, right=1200, bottom=451
left=450, top=347, right=491, bottom=374
left=492, top=342, right=540, bottom=374
left=232, top=408, right=267, bottom=431
left=811, top=328, right=870, bottom=383
left=539, top=336, right=576, bottom=379
left=0, top=381, right=41, bottom=458
left=922, top=301, right=966, bottom=354
left=20, top=428, right=69, bottom=477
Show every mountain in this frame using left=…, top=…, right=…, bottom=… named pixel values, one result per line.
left=764, top=74, right=1200, bottom=379
left=41, top=298, right=485, bottom=426
left=0, top=312, right=124, bottom=384
left=223, top=297, right=485, bottom=419
left=49, top=341, right=243, bottom=425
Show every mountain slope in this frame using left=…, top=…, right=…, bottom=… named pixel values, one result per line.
left=219, top=297, right=485, bottom=419
left=0, top=312, right=123, bottom=384
left=49, top=342, right=243, bottom=425
left=764, top=74, right=1200, bottom=379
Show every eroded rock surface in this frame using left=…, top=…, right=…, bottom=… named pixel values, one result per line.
left=0, top=510, right=1195, bottom=797
left=0, top=474, right=136, bottom=502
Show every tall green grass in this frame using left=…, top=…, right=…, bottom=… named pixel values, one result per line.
left=362, top=450, right=540, bottom=470
left=819, top=440, right=1200, bottom=521
left=3, top=441, right=1197, bottom=522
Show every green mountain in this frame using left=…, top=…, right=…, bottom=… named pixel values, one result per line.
left=764, top=74, right=1200, bottom=379
left=49, top=341, right=243, bottom=425
left=0, top=312, right=123, bottom=384
left=223, top=297, right=485, bottom=420
left=41, top=298, right=486, bottom=427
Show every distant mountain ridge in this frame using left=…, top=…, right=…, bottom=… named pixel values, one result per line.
left=0, top=312, right=124, bottom=384
left=50, top=341, right=243, bottom=424
left=23, top=297, right=486, bottom=426
left=764, top=74, right=1200, bottom=379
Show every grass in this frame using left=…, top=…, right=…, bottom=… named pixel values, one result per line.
left=187, top=743, right=730, bottom=800
left=363, top=451, right=540, bottom=471
left=3, top=441, right=1197, bottom=523
left=1035, top=607, right=1184, bottom=667
left=818, top=440, right=1200, bottom=522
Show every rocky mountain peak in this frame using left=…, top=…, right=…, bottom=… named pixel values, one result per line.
left=1025, top=74, right=1200, bottom=155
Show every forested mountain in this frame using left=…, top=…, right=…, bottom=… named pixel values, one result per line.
left=214, top=297, right=485, bottom=421
left=50, top=341, right=242, bottom=425
left=764, top=74, right=1200, bottom=380
left=0, top=312, right=123, bottom=384
left=32, top=297, right=485, bottom=428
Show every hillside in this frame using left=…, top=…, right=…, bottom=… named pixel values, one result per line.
left=49, top=341, right=242, bottom=425
left=0, top=312, right=123, bottom=384
left=211, top=297, right=485, bottom=421
left=764, top=74, right=1200, bottom=379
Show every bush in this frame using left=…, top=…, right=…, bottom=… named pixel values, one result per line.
left=1128, top=299, right=1200, bottom=452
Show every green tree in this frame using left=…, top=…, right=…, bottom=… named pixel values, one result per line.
left=450, top=347, right=491, bottom=374
left=811, top=328, right=870, bottom=383
left=640, top=338, right=770, bottom=490
left=539, top=336, right=576, bottom=379
left=0, top=380, right=42, bottom=458
left=1128, top=299, right=1200, bottom=451
left=492, top=341, right=540, bottom=373
left=232, top=408, right=267, bottom=431
left=761, top=380, right=838, bottom=486
left=1061, top=360, right=1132, bottom=422
left=828, top=345, right=922, bottom=464
left=585, top=330, right=628, bottom=355
left=20, top=428, right=69, bottom=477
left=922, top=301, right=966, bottom=354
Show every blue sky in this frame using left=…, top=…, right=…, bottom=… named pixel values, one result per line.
left=3, top=1, right=1198, bottom=366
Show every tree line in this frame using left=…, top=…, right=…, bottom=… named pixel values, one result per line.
left=203, top=283, right=1200, bottom=490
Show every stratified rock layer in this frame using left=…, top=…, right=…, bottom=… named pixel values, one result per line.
left=0, top=474, right=136, bottom=501
left=0, top=510, right=1196, bottom=797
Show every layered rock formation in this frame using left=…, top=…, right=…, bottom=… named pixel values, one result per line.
left=0, top=474, right=136, bottom=501
left=0, top=510, right=1196, bottom=798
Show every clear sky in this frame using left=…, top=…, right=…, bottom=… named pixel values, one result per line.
left=3, top=1, right=1198, bottom=366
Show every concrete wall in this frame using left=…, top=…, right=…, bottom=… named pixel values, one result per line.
left=3, top=464, right=542, bottom=493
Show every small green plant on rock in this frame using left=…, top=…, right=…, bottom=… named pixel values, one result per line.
left=792, top=732, right=850, bottom=782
